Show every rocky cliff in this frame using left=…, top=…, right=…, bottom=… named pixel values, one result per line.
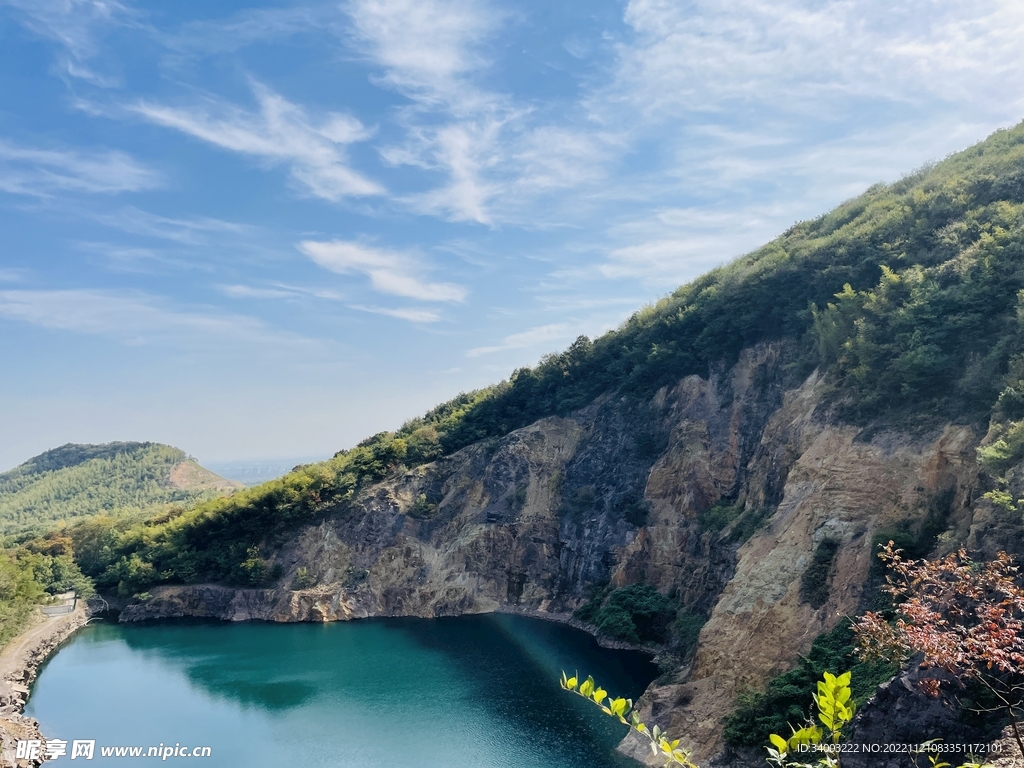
left=121, top=341, right=1019, bottom=764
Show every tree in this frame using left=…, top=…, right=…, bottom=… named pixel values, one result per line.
left=855, top=543, right=1024, bottom=760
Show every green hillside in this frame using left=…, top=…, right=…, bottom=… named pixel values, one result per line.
left=0, top=442, right=242, bottom=534
left=67, top=120, right=1024, bottom=594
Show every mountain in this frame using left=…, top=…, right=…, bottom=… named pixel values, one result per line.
left=0, top=442, right=243, bottom=534
left=69, top=121, right=1024, bottom=764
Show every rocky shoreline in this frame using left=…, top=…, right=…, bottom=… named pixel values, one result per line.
left=116, top=582, right=658, bottom=655
left=0, top=603, right=90, bottom=767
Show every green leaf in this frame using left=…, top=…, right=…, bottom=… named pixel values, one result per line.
left=579, top=676, right=595, bottom=698
left=769, top=734, right=788, bottom=752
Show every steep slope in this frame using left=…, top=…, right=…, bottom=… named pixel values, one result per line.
left=0, top=443, right=242, bottom=534
left=76, top=122, right=1024, bottom=763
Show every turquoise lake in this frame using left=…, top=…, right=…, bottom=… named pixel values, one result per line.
left=26, top=614, right=657, bottom=767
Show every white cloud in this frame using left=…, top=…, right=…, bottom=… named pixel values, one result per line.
left=467, top=323, right=575, bottom=357
left=0, top=289, right=316, bottom=348
left=607, top=0, right=1024, bottom=121
left=601, top=237, right=734, bottom=281
left=218, top=283, right=346, bottom=301
left=75, top=242, right=213, bottom=275
left=347, top=0, right=513, bottom=224
left=0, top=0, right=136, bottom=85
left=350, top=305, right=440, bottom=323
left=1, top=0, right=130, bottom=57
left=345, top=0, right=498, bottom=109
left=95, top=207, right=252, bottom=244
left=132, top=82, right=382, bottom=200
left=511, top=127, right=613, bottom=194
left=220, top=285, right=295, bottom=300
left=299, top=240, right=467, bottom=302
left=161, top=6, right=331, bottom=56
left=345, top=0, right=624, bottom=226
left=558, top=0, right=1024, bottom=288
left=0, top=139, right=160, bottom=196
left=403, top=122, right=502, bottom=224
left=0, top=269, right=26, bottom=283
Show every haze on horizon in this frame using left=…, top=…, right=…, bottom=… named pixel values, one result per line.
left=2, top=0, right=1024, bottom=472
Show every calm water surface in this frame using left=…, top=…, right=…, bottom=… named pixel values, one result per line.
left=27, top=614, right=657, bottom=767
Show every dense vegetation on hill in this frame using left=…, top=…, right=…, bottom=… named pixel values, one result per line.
left=58, top=121, right=1024, bottom=595
left=0, top=442, right=239, bottom=534
left=0, top=537, right=93, bottom=647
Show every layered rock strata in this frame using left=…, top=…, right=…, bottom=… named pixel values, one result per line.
left=121, top=342, right=1017, bottom=765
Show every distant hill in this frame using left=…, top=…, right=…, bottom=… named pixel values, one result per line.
left=0, top=442, right=243, bottom=534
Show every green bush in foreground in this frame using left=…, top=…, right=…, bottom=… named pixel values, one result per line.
left=565, top=669, right=993, bottom=768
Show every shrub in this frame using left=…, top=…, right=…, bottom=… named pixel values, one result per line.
left=577, top=584, right=675, bottom=644
left=674, top=610, right=707, bottom=659
left=800, top=539, right=840, bottom=609
left=292, top=567, right=315, bottom=589
left=697, top=502, right=740, bottom=533
left=723, top=620, right=899, bottom=747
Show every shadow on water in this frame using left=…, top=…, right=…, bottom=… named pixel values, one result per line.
left=105, top=614, right=656, bottom=721
left=110, top=619, right=323, bottom=710
left=380, top=613, right=658, bottom=764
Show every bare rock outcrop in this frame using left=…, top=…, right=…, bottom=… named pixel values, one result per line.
left=119, top=341, right=1009, bottom=765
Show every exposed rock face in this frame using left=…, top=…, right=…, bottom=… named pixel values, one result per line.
left=120, top=583, right=375, bottom=623
left=121, top=341, right=1014, bottom=765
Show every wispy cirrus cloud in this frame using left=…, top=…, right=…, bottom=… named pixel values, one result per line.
left=555, top=0, right=1024, bottom=288
left=0, top=0, right=137, bottom=85
left=75, top=242, right=215, bottom=275
left=221, top=281, right=442, bottom=322
left=0, top=139, right=160, bottom=196
left=0, top=288, right=317, bottom=348
left=346, top=0, right=529, bottom=225
left=609, top=0, right=1024, bottom=120
left=131, top=82, right=383, bottom=201
left=350, top=305, right=440, bottom=323
left=219, top=283, right=344, bottom=301
left=595, top=203, right=795, bottom=283
left=346, top=0, right=617, bottom=226
left=161, top=6, right=333, bottom=56
left=467, top=322, right=574, bottom=357
left=299, top=240, right=467, bottom=302
left=345, top=0, right=498, bottom=109
left=95, top=207, right=252, bottom=245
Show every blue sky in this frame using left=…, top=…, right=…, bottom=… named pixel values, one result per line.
left=2, top=0, right=1023, bottom=471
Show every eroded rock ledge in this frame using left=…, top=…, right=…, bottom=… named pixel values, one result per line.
left=119, top=583, right=378, bottom=623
